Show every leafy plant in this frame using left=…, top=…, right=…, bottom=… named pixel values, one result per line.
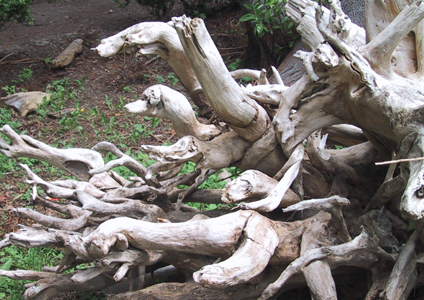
left=12, top=67, right=33, bottom=84
left=156, top=75, right=165, bottom=84
left=167, top=72, right=179, bottom=85
left=74, top=76, right=87, bottom=91
left=227, top=58, right=243, bottom=71
left=105, top=95, right=114, bottom=110
left=2, top=85, right=16, bottom=95
left=240, top=0, right=298, bottom=51
left=0, top=0, right=33, bottom=28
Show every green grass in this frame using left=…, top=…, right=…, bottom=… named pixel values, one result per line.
left=0, top=246, right=62, bottom=299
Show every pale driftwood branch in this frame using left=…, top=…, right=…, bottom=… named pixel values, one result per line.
left=260, top=231, right=392, bottom=299
left=361, top=1, right=424, bottom=77
left=24, top=271, right=116, bottom=299
left=222, top=169, right=300, bottom=207
left=384, top=231, right=418, bottom=299
left=230, top=68, right=269, bottom=84
left=0, top=125, right=105, bottom=181
left=8, top=225, right=63, bottom=248
left=94, top=22, right=203, bottom=107
left=50, top=38, right=83, bottom=69
left=284, top=195, right=351, bottom=242
left=376, top=156, right=424, bottom=165
left=78, top=211, right=256, bottom=258
left=400, top=136, right=424, bottom=220
left=172, top=16, right=270, bottom=142
left=142, top=132, right=251, bottom=171
left=306, top=131, right=360, bottom=183
left=242, top=84, right=287, bottom=106
left=271, top=66, right=285, bottom=86
left=20, top=163, right=105, bottom=199
left=0, top=235, right=11, bottom=249
left=91, top=141, right=161, bottom=187
left=74, top=190, right=166, bottom=219
left=282, top=195, right=350, bottom=212
left=70, top=264, right=118, bottom=284
left=33, top=196, right=84, bottom=218
left=11, top=207, right=92, bottom=232
left=125, top=85, right=220, bottom=141
left=193, top=211, right=279, bottom=287
left=0, top=269, right=56, bottom=281
left=322, top=124, right=367, bottom=147
left=236, top=160, right=301, bottom=212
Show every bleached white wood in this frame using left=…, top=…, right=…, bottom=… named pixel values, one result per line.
left=94, top=22, right=202, bottom=104
left=126, top=85, right=220, bottom=140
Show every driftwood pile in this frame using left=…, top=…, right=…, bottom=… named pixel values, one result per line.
left=2, top=0, right=424, bottom=299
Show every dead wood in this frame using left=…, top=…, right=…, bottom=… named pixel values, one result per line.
left=3, top=0, right=424, bottom=298
left=50, top=39, right=83, bottom=69
left=2, top=92, right=51, bottom=117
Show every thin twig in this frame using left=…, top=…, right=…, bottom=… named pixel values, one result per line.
left=0, top=58, right=41, bottom=65
left=164, top=132, right=176, bottom=144
left=0, top=53, right=14, bottom=62
left=144, top=56, right=160, bottom=65
left=375, top=156, right=424, bottom=165
left=218, top=46, right=247, bottom=51
left=220, top=51, right=244, bottom=57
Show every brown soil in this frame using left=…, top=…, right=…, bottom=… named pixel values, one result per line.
left=0, top=0, right=246, bottom=236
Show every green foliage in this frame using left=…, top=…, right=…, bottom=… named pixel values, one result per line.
left=0, top=107, right=20, bottom=130
left=240, top=0, right=298, bottom=50
left=104, top=95, right=114, bottom=110
left=227, top=58, right=244, bottom=72
left=0, top=246, right=62, bottom=299
left=2, top=68, right=33, bottom=94
left=1, top=85, right=16, bottom=95
left=156, top=75, right=166, bottom=84
left=12, top=67, right=33, bottom=84
left=167, top=72, right=179, bottom=85
left=0, top=0, right=33, bottom=28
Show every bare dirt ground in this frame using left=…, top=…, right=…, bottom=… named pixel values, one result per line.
left=0, top=0, right=246, bottom=236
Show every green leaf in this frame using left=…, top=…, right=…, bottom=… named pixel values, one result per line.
left=239, top=14, right=257, bottom=22
left=243, top=3, right=253, bottom=10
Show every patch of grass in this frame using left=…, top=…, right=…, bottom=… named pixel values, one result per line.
left=0, top=246, right=62, bottom=299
